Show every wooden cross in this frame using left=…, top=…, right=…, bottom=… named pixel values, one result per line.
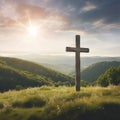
left=66, top=35, right=89, bottom=91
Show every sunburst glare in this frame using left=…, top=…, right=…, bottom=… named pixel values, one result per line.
left=27, top=24, right=39, bottom=37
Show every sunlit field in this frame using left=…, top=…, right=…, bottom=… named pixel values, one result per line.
left=0, top=86, right=120, bottom=120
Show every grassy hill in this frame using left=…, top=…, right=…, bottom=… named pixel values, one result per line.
left=0, top=57, right=74, bottom=92
left=0, top=86, right=120, bottom=120
left=81, top=61, right=120, bottom=83
left=0, top=63, right=52, bottom=92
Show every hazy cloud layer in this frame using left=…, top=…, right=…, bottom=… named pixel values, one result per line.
left=0, top=0, right=66, bottom=29
left=0, top=0, right=119, bottom=32
left=0, top=1, right=47, bottom=26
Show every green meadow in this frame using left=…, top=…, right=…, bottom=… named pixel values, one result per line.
left=0, top=86, right=120, bottom=120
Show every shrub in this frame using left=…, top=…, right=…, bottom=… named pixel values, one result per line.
left=12, top=101, right=23, bottom=108
left=28, top=114, right=41, bottom=120
left=97, top=74, right=109, bottom=87
left=0, top=103, right=4, bottom=109
left=12, top=97, right=46, bottom=108
left=15, top=85, right=24, bottom=91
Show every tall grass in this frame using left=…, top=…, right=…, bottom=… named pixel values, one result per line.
left=0, top=86, right=120, bottom=120
left=12, top=96, right=46, bottom=108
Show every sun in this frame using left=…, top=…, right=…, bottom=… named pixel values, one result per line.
left=27, top=24, right=38, bottom=37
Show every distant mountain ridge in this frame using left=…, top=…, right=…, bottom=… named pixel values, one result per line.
left=0, top=57, right=74, bottom=92
left=9, top=54, right=120, bottom=74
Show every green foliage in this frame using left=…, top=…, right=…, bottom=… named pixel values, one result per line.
left=0, top=57, right=74, bottom=84
left=0, top=103, right=4, bottom=109
left=23, top=97, right=46, bottom=108
left=0, top=57, right=74, bottom=92
left=15, top=85, right=24, bottom=91
left=0, top=86, right=120, bottom=120
left=28, top=114, right=40, bottom=120
left=97, top=66, right=120, bottom=86
left=81, top=61, right=120, bottom=82
left=97, top=74, right=109, bottom=87
left=0, top=63, right=49, bottom=91
left=81, top=80, right=89, bottom=87
left=12, top=97, right=46, bottom=108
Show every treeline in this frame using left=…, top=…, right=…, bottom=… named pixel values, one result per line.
left=97, top=66, right=120, bottom=87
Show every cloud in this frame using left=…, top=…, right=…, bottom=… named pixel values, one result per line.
left=0, top=0, right=120, bottom=33
left=0, top=0, right=68, bottom=32
left=73, top=0, right=120, bottom=32
left=44, top=0, right=120, bottom=33
left=0, top=1, right=49, bottom=27
left=0, top=0, right=17, bottom=27
left=16, top=3, right=48, bottom=22
left=80, top=0, right=120, bottom=24
left=81, top=2, right=96, bottom=12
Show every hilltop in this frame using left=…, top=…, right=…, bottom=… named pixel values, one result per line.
left=0, top=57, right=74, bottom=92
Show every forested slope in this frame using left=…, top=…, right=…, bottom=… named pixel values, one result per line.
left=0, top=57, right=74, bottom=92
left=81, top=61, right=120, bottom=82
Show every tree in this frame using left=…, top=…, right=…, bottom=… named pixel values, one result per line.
left=15, top=85, right=24, bottom=91
left=97, top=67, right=120, bottom=87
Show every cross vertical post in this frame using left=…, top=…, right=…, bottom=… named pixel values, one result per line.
left=66, top=35, right=89, bottom=91
left=76, top=35, right=80, bottom=91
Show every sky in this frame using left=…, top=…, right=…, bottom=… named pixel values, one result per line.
left=0, top=0, right=120, bottom=56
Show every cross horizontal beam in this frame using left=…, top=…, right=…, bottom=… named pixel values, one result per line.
left=66, top=47, right=89, bottom=52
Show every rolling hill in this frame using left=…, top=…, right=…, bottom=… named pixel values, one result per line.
left=0, top=57, right=74, bottom=92
left=81, top=61, right=120, bottom=82
left=11, top=54, right=120, bottom=74
left=0, top=64, right=52, bottom=92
